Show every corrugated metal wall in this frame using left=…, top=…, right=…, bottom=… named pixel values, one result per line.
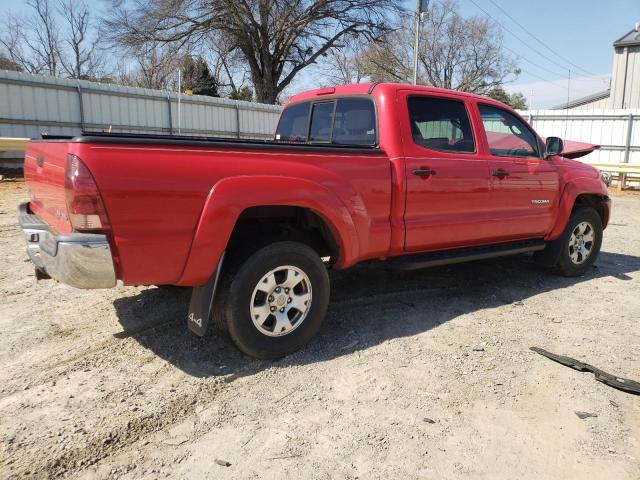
left=0, top=70, right=281, bottom=143
left=521, top=109, right=640, bottom=164
left=610, top=45, right=640, bottom=109
left=568, top=96, right=610, bottom=110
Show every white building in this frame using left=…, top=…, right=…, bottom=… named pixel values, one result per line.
left=554, top=23, right=640, bottom=110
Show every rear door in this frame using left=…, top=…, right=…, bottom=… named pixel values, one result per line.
left=399, top=91, right=493, bottom=252
left=476, top=104, right=559, bottom=239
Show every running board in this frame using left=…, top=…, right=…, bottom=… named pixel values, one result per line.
left=389, top=239, right=546, bottom=271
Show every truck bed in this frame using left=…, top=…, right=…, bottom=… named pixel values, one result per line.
left=37, top=131, right=383, bottom=154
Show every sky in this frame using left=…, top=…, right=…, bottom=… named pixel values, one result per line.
left=1, top=0, right=639, bottom=109
left=455, top=0, right=640, bottom=108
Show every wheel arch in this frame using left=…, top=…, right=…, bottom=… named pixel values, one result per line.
left=177, top=175, right=359, bottom=285
left=547, top=180, right=610, bottom=241
left=573, top=193, right=608, bottom=224
left=226, top=205, right=341, bottom=262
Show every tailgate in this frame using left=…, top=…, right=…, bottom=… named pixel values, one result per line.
left=24, top=141, right=73, bottom=234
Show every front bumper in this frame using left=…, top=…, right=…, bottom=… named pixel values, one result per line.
left=18, top=202, right=116, bottom=289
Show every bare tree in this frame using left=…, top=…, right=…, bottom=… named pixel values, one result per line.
left=361, top=0, right=518, bottom=93
left=116, top=44, right=182, bottom=90
left=102, top=0, right=399, bottom=104
left=28, top=0, right=61, bottom=76
left=323, top=35, right=369, bottom=85
left=203, top=33, right=252, bottom=97
left=0, top=0, right=61, bottom=76
left=0, top=18, right=39, bottom=72
left=0, top=0, right=107, bottom=80
left=358, top=28, right=412, bottom=83
left=58, top=0, right=104, bottom=79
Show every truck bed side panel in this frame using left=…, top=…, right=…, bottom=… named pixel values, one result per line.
left=73, top=142, right=392, bottom=286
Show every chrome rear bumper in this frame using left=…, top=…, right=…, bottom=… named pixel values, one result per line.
left=18, top=202, right=116, bottom=289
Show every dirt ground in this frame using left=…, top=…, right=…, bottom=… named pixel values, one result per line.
left=0, top=180, right=639, bottom=480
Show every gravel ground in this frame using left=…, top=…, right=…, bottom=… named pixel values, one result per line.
left=1, top=180, right=639, bottom=480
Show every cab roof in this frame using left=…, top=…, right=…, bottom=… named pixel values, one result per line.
left=285, top=82, right=495, bottom=105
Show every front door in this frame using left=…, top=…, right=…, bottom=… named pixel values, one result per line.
left=400, top=92, right=493, bottom=252
left=477, top=104, right=559, bottom=240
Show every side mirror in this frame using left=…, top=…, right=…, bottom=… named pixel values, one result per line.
left=545, top=136, right=563, bottom=158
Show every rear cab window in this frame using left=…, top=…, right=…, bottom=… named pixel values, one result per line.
left=274, top=102, right=310, bottom=142
left=309, top=102, right=335, bottom=142
left=407, top=96, right=475, bottom=153
left=275, top=97, right=377, bottom=146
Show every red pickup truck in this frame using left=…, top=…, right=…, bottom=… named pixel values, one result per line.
left=19, top=83, right=610, bottom=359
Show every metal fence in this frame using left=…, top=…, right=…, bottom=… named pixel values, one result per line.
left=520, top=109, right=640, bottom=164
left=2, top=69, right=638, bottom=168
left=0, top=70, right=281, bottom=153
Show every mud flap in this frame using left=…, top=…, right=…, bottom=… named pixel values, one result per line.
left=35, top=267, right=51, bottom=281
left=187, top=252, right=225, bottom=337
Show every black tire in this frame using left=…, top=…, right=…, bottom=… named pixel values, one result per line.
left=214, top=241, right=330, bottom=359
left=543, top=206, right=603, bottom=277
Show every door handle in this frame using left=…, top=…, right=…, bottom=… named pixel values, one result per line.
left=413, top=169, right=436, bottom=177
left=492, top=169, right=510, bottom=178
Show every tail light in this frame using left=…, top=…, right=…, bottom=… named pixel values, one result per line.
left=64, top=154, right=111, bottom=231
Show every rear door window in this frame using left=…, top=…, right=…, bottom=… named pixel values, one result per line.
left=408, top=96, right=475, bottom=153
left=333, top=98, right=376, bottom=145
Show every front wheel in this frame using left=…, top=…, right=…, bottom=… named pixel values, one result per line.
left=214, top=241, right=330, bottom=359
left=541, top=206, right=603, bottom=277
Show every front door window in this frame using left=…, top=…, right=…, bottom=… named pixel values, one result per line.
left=479, top=104, right=539, bottom=158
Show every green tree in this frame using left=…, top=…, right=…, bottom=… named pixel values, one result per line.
left=506, top=91, right=528, bottom=110
left=229, top=86, right=252, bottom=102
left=487, top=87, right=528, bottom=110
left=181, top=55, right=219, bottom=97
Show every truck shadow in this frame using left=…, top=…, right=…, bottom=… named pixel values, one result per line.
left=112, top=250, right=640, bottom=378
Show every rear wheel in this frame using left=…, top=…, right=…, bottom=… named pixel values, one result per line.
left=214, top=241, right=330, bottom=359
left=542, top=207, right=603, bottom=277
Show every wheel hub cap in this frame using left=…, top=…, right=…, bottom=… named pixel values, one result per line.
left=250, top=265, right=312, bottom=337
left=568, top=221, right=595, bottom=265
